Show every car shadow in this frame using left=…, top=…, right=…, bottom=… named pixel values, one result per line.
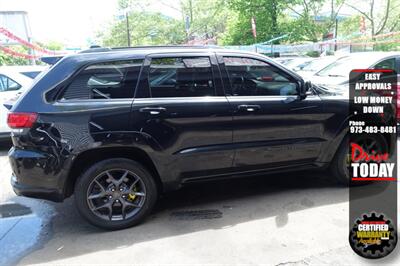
left=14, top=167, right=393, bottom=265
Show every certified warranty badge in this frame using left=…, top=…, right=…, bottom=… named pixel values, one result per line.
left=349, top=212, right=397, bottom=258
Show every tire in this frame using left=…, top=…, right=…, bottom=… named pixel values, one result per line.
left=74, top=158, right=158, bottom=230
left=330, top=134, right=388, bottom=186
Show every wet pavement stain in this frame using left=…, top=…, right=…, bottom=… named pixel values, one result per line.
left=0, top=203, right=32, bottom=218
left=170, top=209, right=223, bottom=220
left=0, top=203, right=44, bottom=266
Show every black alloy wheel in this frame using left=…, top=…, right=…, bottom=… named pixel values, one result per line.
left=87, top=169, right=146, bottom=221
left=75, top=158, right=157, bottom=230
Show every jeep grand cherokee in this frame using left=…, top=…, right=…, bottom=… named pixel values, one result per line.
left=7, top=46, right=391, bottom=230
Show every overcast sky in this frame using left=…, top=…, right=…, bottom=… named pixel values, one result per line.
left=0, top=0, right=181, bottom=48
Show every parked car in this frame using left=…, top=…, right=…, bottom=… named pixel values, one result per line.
left=286, top=57, right=315, bottom=70
left=0, top=65, right=46, bottom=141
left=310, top=52, right=400, bottom=87
left=310, top=52, right=400, bottom=126
left=7, top=47, right=393, bottom=230
left=274, top=57, right=295, bottom=65
left=295, top=55, right=346, bottom=80
left=275, top=57, right=314, bottom=71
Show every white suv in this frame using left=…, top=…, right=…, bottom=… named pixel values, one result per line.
left=0, top=65, right=46, bottom=141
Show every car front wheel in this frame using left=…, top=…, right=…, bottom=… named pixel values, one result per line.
left=74, top=158, right=158, bottom=230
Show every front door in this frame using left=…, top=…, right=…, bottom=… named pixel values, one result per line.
left=132, top=53, right=233, bottom=182
left=219, top=54, right=326, bottom=172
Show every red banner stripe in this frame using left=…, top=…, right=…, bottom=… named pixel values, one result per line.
left=352, top=69, right=394, bottom=73
left=0, top=44, right=40, bottom=59
left=0, top=27, right=61, bottom=55
left=352, top=178, right=397, bottom=181
left=361, top=221, right=387, bottom=224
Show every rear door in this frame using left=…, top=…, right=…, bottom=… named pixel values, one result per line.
left=132, top=52, right=233, bottom=182
left=218, top=53, right=326, bottom=172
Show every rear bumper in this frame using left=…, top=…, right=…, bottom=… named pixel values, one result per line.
left=9, top=147, right=65, bottom=202
left=11, top=174, right=64, bottom=202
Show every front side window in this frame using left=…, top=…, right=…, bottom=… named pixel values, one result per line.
left=61, top=59, right=143, bottom=100
left=223, top=57, right=297, bottom=96
left=148, top=57, right=215, bottom=97
left=0, top=74, right=21, bottom=92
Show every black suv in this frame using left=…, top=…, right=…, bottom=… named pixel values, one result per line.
left=7, top=47, right=389, bottom=230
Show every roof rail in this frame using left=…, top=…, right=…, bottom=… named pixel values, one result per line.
left=111, top=45, right=221, bottom=50
left=76, top=45, right=222, bottom=54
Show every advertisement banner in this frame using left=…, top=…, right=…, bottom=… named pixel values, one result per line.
left=348, top=69, right=398, bottom=258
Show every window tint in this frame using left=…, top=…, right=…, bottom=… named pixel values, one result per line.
left=223, top=57, right=297, bottom=96
left=149, top=57, right=215, bottom=97
left=61, top=59, right=142, bottom=100
left=0, top=74, right=21, bottom=92
left=374, top=58, right=396, bottom=71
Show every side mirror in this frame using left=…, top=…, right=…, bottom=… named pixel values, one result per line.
left=299, top=81, right=311, bottom=99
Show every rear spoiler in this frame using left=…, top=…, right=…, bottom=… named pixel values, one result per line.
left=3, top=102, right=13, bottom=110
left=41, top=56, right=64, bottom=65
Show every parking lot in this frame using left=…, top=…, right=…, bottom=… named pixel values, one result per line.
left=0, top=141, right=398, bottom=265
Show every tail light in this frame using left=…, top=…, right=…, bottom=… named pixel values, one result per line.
left=7, top=112, right=38, bottom=128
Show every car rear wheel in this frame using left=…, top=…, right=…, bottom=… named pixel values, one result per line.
left=74, top=158, right=157, bottom=230
left=331, top=134, right=388, bottom=186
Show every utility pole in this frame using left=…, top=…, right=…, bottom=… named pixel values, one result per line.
left=251, top=17, right=257, bottom=53
left=189, top=0, right=193, bottom=24
left=185, top=15, right=190, bottom=43
left=334, top=17, right=338, bottom=51
left=126, top=11, right=131, bottom=47
left=27, top=37, right=35, bottom=65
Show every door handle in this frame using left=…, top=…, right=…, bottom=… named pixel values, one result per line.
left=282, top=96, right=297, bottom=104
left=139, top=107, right=166, bottom=115
left=237, top=104, right=260, bottom=112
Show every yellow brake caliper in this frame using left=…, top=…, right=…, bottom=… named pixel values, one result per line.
left=128, top=187, right=137, bottom=201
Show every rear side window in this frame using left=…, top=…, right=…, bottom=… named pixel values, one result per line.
left=148, top=57, right=215, bottom=97
left=0, top=74, right=21, bottom=92
left=61, top=59, right=143, bottom=100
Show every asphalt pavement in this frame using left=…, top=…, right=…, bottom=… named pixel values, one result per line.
left=0, top=141, right=399, bottom=265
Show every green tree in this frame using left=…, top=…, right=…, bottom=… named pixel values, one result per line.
left=100, top=11, right=186, bottom=46
left=180, top=0, right=232, bottom=41
left=0, top=46, right=32, bottom=66
left=346, top=0, right=399, bottom=36
left=221, top=0, right=285, bottom=45
left=221, top=0, right=349, bottom=45
left=99, top=0, right=186, bottom=46
left=337, top=15, right=362, bottom=39
left=282, top=0, right=346, bottom=43
left=43, top=41, right=64, bottom=51
left=345, top=0, right=400, bottom=50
